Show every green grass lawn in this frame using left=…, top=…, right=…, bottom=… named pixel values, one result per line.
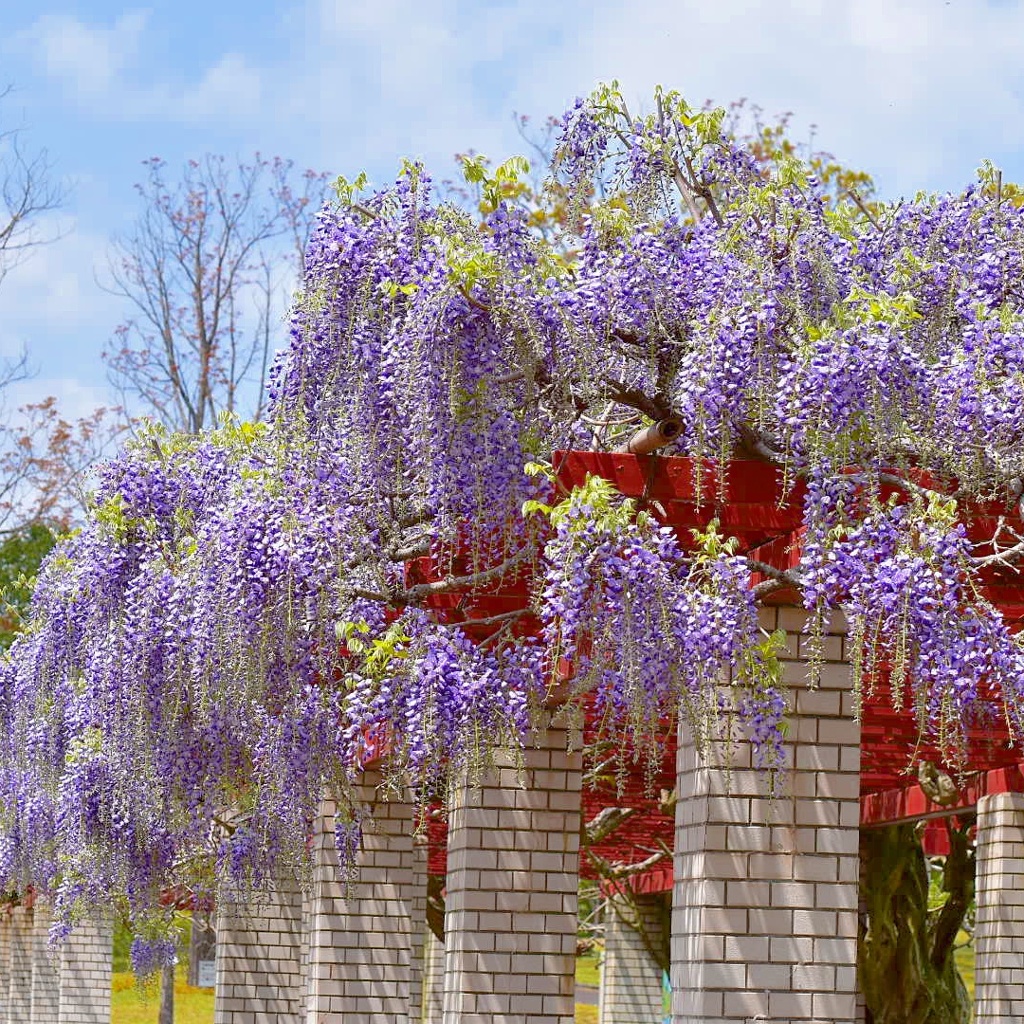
left=111, top=970, right=213, bottom=1024
left=112, top=963, right=600, bottom=1022
left=116, top=947, right=972, bottom=1023
left=575, top=952, right=601, bottom=1021
left=576, top=953, right=601, bottom=988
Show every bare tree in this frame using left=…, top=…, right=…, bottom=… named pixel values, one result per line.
left=104, top=154, right=331, bottom=433
left=0, top=86, right=65, bottom=287
left=0, top=87, right=117, bottom=537
left=0, top=397, right=126, bottom=534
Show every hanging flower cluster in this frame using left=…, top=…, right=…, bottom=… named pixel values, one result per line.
left=538, top=474, right=782, bottom=771
left=2, top=83, right=1024, bottom=950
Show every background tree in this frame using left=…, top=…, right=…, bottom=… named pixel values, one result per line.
left=0, top=86, right=64, bottom=286
left=104, top=155, right=331, bottom=432
left=0, top=89, right=124, bottom=646
left=0, top=398, right=125, bottom=533
left=0, top=398, right=125, bottom=652
left=0, top=524, right=55, bottom=649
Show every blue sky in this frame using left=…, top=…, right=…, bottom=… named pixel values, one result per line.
left=3, top=0, right=1024, bottom=421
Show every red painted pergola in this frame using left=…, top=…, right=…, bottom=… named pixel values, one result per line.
left=424, top=452, right=1024, bottom=881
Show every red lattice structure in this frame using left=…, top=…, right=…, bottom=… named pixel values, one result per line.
left=421, top=452, right=1024, bottom=884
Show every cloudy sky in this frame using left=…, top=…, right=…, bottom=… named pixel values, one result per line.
left=2, top=0, right=1024, bottom=420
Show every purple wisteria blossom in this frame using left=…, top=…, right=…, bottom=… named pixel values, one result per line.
left=2, top=85, right=1024, bottom=948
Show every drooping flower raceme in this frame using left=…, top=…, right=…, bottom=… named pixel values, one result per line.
left=3, top=87, right=1024, bottom=958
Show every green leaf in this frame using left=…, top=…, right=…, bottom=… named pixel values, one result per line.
left=332, top=171, right=369, bottom=206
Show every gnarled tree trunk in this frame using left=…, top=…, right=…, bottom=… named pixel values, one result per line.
left=859, top=818, right=973, bottom=1024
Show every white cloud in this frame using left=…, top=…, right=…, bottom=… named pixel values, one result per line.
left=6, top=376, right=118, bottom=422
left=177, top=53, right=263, bottom=123
left=0, top=213, right=123, bottom=378
left=15, top=10, right=264, bottom=129
left=534, top=0, right=1024, bottom=195
left=248, top=0, right=1024, bottom=197
left=18, top=10, right=149, bottom=98
left=13, top=0, right=1024, bottom=196
left=270, top=0, right=575, bottom=182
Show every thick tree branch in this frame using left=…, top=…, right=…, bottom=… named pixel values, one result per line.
left=600, top=377, right=672, bottom=421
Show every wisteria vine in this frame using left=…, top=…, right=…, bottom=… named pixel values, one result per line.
left=3, top=83, right=1024, bottom=959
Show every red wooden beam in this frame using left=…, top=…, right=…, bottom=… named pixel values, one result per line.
left=861, top=761, right=1024, bottom=826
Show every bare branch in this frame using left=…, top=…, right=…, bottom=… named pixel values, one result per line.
left=845, top=188, right=880, bottom=229
left=103, top=154, right=331, bottom=433
left=600, top=376, right=672, bottom=421
left=0, top=87, right=66, bottom=286
left=401, top=547, right=533, bottom=605
left=586, top=844, right=670, bottom=880
left=583, top=805, right=639, bottom=846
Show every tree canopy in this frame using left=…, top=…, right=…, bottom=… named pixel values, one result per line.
left=3, top=83, right=1024, bottom=963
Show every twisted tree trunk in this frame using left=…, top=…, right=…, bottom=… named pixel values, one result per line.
left=859, top=819, right=973, bottom=1024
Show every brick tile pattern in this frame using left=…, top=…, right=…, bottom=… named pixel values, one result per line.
left=7, top=905, right=33, bottom=1023
left=975, top=791, right=1024, bottom=1022
left=409, top=840, right=429, bottom=1022
left=31, top=903, right=61, bottom=1024
left=58, top=913, right=112, bottom=1024
left=0, top=913, right=8, bottom=1021
left=854, top=896, right=867, bottom=1024
left=671, top=608, right=860, bottom=1023
left=305, top=776, right=415, bottom=1022
left=297, top=884, right=311, bottom=1022
left=442, top=722, right=582, bottom=1024
left=423, top=928, right=445, bottom=1023
left=213, top=878, right=303, bottom=1024
left=598, top=893, right=664, bottom=1024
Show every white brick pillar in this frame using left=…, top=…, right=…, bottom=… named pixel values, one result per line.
left=7, top=904, right=33, bottom=1023
left=442, top=722, right=582, bottom=1023
left=409, top=839, right=429, bottom=1022
left=58, top=912, right=113, bottom=1024
left=305, top=776, right=415, bottom=1022
left=975, top=791, right=1024, bottom=1022
left=854, top=894, right=867, bottom=1024
left=0, top=912, right=8, bottom=1021
left=213, top=878, right=304, bottom=1024
left=599, top=893, right=665, bottom=1024
left=671, top=607, right=860, bottom=1024
left=297, top=887, right=312, bottom=1023
left=423, top=927, right=445, bottom=1024
left=31, top=903, right=61, bottom=1024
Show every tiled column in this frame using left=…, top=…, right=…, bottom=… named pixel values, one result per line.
left=31, top=903, right=61, bottom=1024
left=409, top=840, right=429, bottom=1022
left=423, top=928, right=445, bottom=1024
left=854, top=895, right=867, bottom=1024
left=214, top=878, right=304, bottom=1024
left=305, top=776, right=415, bottom=1022
left=975, top=791, right=1024, bottom=1022
left=0, top=912, right=8, bottom=1021
left=672, top=607, right=861, bottom=1024
left=58, top=912, right=113, bottom=1024
left=599, top=893, right=665, bottom=1024
left=7, top=904, right=33, bottom=1023
left=297, top=888, right=311, bottom=1022
left=442, top=722, right=582, bottom=1024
